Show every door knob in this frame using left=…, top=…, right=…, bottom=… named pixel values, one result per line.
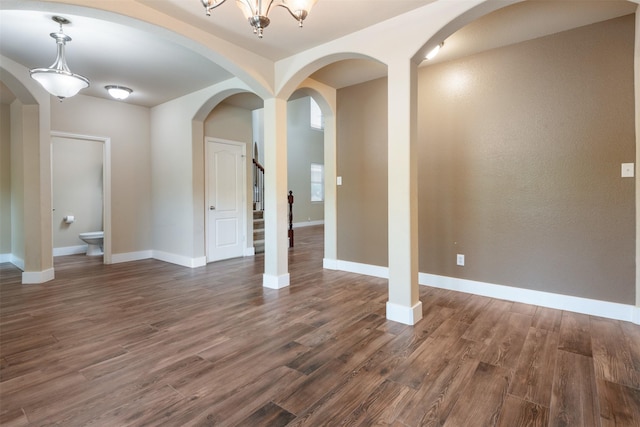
left=209, top=206, right=215, bottom=210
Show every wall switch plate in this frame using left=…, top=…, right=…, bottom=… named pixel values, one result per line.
left=337, top=176, right=342, bottom=186
left=457, top=254, right=465, bottom=266
left=621, top=163, right=634, bottom=178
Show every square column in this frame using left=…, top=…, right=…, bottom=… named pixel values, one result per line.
left=386, top=60, right=422, bottom=325
left=262, top=97, right=290, bottom=289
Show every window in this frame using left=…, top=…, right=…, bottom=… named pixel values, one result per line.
left=311, top=163, right=324, bottom=202
left=310, top=97, right=324, bottom=130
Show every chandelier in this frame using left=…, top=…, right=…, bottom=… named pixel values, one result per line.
left=30, top=16, right=90, bottom=100
left=200, top=0, right=318, bottom=38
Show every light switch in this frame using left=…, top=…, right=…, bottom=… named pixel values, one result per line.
left=337, top=176, right=342, bottom=186
left=621, top=163, right=634, bottom=178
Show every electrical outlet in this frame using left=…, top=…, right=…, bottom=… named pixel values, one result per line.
left=457, top=254, right=465, bottom=266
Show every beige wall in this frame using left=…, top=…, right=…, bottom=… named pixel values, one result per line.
left=0, top=104, right=11, bottom=255
left=287, top=97, right=324, bottom=224
left=51, top=94, right=152, bottom=255
left=9, top=100, right=25, bottom=265
left=337, top=15, right=636, bottom=303
left=337, top=78, right=389, bottom=268
left=51, top=136, right=103, bottom=248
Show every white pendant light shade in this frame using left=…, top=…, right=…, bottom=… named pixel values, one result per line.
left=29, top=17, right=89, bottom=100
left=282, top=0, right=317, bottom=24
left=31, top=68, right=89, bottom=99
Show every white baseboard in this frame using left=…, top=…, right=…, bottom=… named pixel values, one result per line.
left=336, top=259, right=389, bottom=279
left=153, top=250, right=206, bottom=268
left=53, top=245, right=87, bottom=257
left=386, top=301, right=423, bottom=325
left=263, top=273, right=290, bottom=289
left=0, top=253, right=11, bottom=263
left=22, top=268, right=55, bottom=284
left=111, top=250, right=153, bottom=264
left=245, top=246, right=256, bottom=256
left=332, top=258, right=638, bottom=323
left=293, top=220, right=324, bottom=228
left=323, top=258, right=338, bottom=270
left=420, top=273, right=634, bottom=323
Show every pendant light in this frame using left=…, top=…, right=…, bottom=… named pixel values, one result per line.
left=30, top=16, right=90, bottom=100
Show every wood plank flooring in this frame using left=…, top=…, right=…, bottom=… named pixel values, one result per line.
left=1, top=225, right=639, bottom=426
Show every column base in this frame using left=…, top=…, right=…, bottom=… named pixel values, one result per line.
left=386, top=300, right=423, bottom=325
left=263, top=273, right=290, bottom=289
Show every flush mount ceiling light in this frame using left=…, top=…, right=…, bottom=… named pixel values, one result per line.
left=30, top=16, right=90, bottom=100
left=200, top=0, right=318, bottom=38
left=105, top=85, right=133, bottom=100
left=425, top=42, right=444, bottom=61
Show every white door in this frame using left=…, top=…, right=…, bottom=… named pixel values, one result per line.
left=207, top=139, right=246, bottom=262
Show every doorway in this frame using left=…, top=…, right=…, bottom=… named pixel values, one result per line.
left=51, top=132, right=112, bottom=263
left=206, top=138, right=247, bottom=262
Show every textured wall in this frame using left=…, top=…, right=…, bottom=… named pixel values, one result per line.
left=337, top=15, right=635, bottom=303
left=337, top=78, right=389, bottom=267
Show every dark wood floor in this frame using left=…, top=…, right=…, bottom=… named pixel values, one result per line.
left=1, top=225, right=639, bottom=426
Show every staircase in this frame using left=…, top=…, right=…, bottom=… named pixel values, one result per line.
left=253, top=209, right=265, bottom=254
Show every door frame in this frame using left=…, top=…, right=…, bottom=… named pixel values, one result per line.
left=50, top=131, right=112, bottom=264
left=204, top=137, right=247, bottom=263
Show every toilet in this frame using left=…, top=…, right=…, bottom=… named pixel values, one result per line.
left=78, top=231, right=104, bottom=256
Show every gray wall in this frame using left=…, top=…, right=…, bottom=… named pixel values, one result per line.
left=337, top=15, right=635, bottom=303
left=287, top=97, right=324, bottom=225
left=51, top=136, right=103, bottom=248
left=0, top=104, right=10, bottom=255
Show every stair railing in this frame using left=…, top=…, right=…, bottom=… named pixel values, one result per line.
left=253, top=158, right=265, bottom=211
left=288, top=190, right=294, bottom=248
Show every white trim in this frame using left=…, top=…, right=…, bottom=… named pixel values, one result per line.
left=244, top=246, right=256, bottom=256
left=323, top=258, right=338, bottom=270
left=53, top=245, right=87, bottom=257
left=11, top=255, right=24, bottom=270
left=111, top=250, right=153, bottom=264
left=22, top=268, right=55, bottom=284
left=419, top=273, right=636, bottom=323
left=330, top=259, right=638, bottom=323
left=153, top=250, right=206, bottom=268
left=293, top=220, right=325, bottom=228
left=51, top=132, right=112, bottom=264
left=0, top=253, right=10, bottom=263
left=386, top=301, right=423, bottom=325
left=263, top=273, right=290, bottom=289
left=335, top=259, right=389, bottom=279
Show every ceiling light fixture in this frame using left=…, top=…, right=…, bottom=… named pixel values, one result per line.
left=426, top=42, right=444, bottom=61
left=200, top=0, right=318, bottom=38
left=105, top=85, right=133, bottom=100
left=30, top=16, right=90, bottom=100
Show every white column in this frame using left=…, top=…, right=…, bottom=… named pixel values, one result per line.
left=386, top=59, right=422, bottom=325
left=262, top=97, right=290, bottom=289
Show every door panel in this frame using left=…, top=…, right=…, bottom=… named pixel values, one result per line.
left=207, top=140, right=245, bottom=262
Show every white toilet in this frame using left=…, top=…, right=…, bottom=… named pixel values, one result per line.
left=79, top=231, right=104, bottom=256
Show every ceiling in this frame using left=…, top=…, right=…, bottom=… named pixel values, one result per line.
left=0, top=0, right=637, bottom=108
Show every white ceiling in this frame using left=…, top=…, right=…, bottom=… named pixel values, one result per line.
left=0, top=0, right=637, bottom=107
